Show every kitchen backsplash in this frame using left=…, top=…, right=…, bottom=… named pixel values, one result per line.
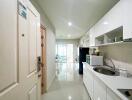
left=99, top=43, right=132, bottom=73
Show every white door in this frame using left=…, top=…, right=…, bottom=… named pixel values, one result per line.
left=0, top=0, right=41, bottom=100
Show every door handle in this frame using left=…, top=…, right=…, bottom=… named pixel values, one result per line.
left=37, top=56, right=42, bottom=72
left=38, top=74, right=42, bottom=78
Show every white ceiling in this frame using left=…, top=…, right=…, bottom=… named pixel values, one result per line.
left=33, top=0, right=119, bottom=39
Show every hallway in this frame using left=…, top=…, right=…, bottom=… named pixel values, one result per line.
left=42, top=63, right=91, bottom=100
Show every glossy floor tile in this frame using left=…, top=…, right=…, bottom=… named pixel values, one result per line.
left=42, top=63, right=91, bottom=100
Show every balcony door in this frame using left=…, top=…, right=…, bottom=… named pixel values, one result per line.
left=56, top=44, right=73, bottom=63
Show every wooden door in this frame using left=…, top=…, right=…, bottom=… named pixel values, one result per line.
left=0, top=0, right=41, bottom=100
left=40, top=25, right=47, bottom=94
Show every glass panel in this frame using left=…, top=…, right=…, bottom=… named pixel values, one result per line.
left=67, top=44, right=73, bottom=63
left=56, top=44, right=74, bottom=63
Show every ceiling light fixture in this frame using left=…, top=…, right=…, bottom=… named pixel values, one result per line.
left=68, top=34, right=71, bottom=37
left=103, top=21, right=108, bottom=25
left=68, top=22, right=72, bottom=26
left=68, top=96, right=72, bottom=100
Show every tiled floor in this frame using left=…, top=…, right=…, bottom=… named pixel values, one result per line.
left=42, top=63, right=91, bottom=100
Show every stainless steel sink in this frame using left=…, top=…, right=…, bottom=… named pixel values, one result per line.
left=118, top=89, right=132, bottom=100
left=93, top=67, right=119, bottom=76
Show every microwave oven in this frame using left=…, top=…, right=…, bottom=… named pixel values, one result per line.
left=86, top=55, right=103, bottom=66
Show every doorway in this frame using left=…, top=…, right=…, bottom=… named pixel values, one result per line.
left=56, top=44, right=73, bottom=63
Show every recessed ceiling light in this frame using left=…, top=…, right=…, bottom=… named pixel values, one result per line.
left=68, top=22, right=72, bottom=26
left=68, top=34, right=71, bottom=37
left=103, top=21, right=108, bottom=25
left=68, top=96, right=72, bottom=100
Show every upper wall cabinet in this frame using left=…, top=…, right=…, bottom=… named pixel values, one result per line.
left=89, top=27, right=96, bottom=47
left=94, top=1, right=123, bottom=37
left=89, top=0, right=132, bottom=46
left=123, top=0, right=132, bottom=40
left=95, top=26, right=123, bottom=46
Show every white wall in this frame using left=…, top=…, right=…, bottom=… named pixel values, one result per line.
left=46, top=29, right=56, bottom=89
left=56, top=39, right=79, bottom=62
left=30, top=0, right=56, bottom=90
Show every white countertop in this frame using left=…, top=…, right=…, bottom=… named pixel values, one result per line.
left=83, top=62, right=132, bottom=100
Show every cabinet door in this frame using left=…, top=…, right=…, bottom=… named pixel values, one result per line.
left=83, top=64, right=94, bottom=99
left=123, top=0, right=132, bottom=39
left=87, top=71, right=94, bottom=99
left=105, top=1, right=123, bottom=33
left=94, top=1, right=123, bottom=38
left=83, top=63, right=89, bottom=86
left=107, top=88, right=121, bottom=100
left=89, top=27, right=95, bottom=46
left=94, top=77, right=107, bottom=100
left=83, top=64, right=87, bottom=85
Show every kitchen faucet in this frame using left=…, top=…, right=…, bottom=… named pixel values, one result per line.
left=107, top=58, right=116, bottom=71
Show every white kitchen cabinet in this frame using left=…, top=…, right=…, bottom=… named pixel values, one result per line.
left=94, top=18, right=109, bottom=37
left=83, top=63, right=88, bottom=85
left=104, top=1, right=123, bottom=34
left=83, top=65, right=87, bottom=84
left=94, top=1, right=123, bottom=38
left=83, top=64, right=94, bottom=99
left=83, top=63, right=122, bottom=100
left=123, top=0, right=132, bottom=40
left=86, top=70, right=94, bottom=99
left=95, top=26, right=123, bottom=46
left=94, top=77, right=107, bottom=100
left=107, top=88, right=121, bottom=100
left=89, top=27, right=96, bottom=46
left=89, top=1, right=125, bottom=45
left=88, top=0, right=132, bottom=46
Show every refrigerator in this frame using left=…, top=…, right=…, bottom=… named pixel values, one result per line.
left=79, top=47, right=89, bottom=74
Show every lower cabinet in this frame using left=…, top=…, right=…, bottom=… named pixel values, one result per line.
left=86, top=71, right=94, bottom=99
left=107, top=88, right=121, bottom=100
left=83, top=65, right=94, bottom=99
left=93, top=77, right=107, bottom=100
left=83, top=64, right=121, bottom=100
